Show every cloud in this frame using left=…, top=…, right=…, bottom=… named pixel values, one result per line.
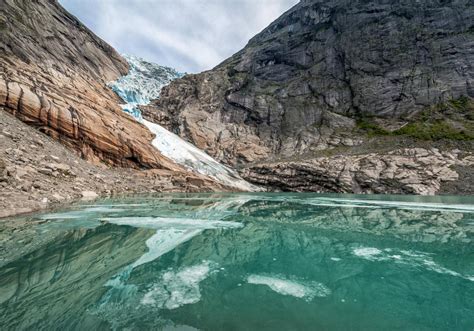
left=60, top=0, right=299, bottom=73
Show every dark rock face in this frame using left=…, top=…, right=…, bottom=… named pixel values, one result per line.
left=152, top=0, right=474, bottom=166
left=0, top=0, right=178, bottom=169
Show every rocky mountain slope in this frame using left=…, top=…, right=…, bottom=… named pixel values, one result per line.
left=0, top=0, right=183, bottom=170
left=149, top=0, right=474, bottom=194
left=0, top=0, right=254, bottom=218
left=110, top=55, right=258, bottom=191
left=0, top=110, right=228, bottom=218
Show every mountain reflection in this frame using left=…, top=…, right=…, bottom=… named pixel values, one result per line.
left=0, top=193, right=472, bottom=330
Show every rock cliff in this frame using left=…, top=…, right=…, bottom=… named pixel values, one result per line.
left=242, top=148, right=474, bottom=195
left=0, top=0, right=179, bottom=169
left=149, top=0, right=474, bottom=193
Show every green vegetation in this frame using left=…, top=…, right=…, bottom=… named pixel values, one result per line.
left=449, top=95, right=473, bottom=112
left=393, top=121, right=474, bottom=141
left=356, top=118, right=390, bottom=137
left=356, top=96, right=474, bottom=141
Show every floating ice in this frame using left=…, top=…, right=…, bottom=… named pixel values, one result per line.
left=247, top=274, right=331, bottom=301
left=133, top=229, right=203, bottom=268
left=102, top=216, right=243, bottom=230
left=142, top=261, right=218, bottom=309
left=309, top=197, right=474, bottom=213
left=110, top=55, right=258, bottom=191
left=353, top=247, right=383, bottom=260
left=353, top=247, right=474, bottom=281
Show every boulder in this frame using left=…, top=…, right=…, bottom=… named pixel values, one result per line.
left=81, top=191, right=98, bottom=200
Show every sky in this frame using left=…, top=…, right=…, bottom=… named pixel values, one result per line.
left=60, top=0, right=299, bottom=73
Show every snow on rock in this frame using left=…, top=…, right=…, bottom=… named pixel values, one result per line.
left=110, top=55, right=259, bottom=191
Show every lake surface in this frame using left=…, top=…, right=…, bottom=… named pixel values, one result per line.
left=0, top=193, right=473, bottom=330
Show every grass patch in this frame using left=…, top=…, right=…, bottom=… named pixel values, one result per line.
left=393, top=121, right=474, bottom=141
left=356, top=96, right=474, bottom=141
left=449, top=95, right=471, bottom=111
left=356, top=119, right=390, bottom=137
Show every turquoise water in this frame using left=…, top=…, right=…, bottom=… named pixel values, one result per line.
left=0, top=193, right=473, bottom=330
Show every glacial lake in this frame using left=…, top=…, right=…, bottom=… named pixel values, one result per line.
left=0, top=193, right=473, bottom=331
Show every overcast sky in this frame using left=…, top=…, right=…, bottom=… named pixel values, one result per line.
left=60, top=0, right=299, bottom=73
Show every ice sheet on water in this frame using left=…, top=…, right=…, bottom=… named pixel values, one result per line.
left=101, top=216, right=243, bottom=230
left=308, top=197, right=474, bottom=213
left=142, top=261, right=219, bottom=309
left=247, top=274, right=331, bottom=301
left=352, top=246, right=474, bottom=281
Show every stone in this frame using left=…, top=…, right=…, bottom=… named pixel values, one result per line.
left=241, top=148, right=473, bottom=195
left=52, top=194, right=66, bottom=202
left=37, top=168, right=53, bottom=176
left=81, top=191, right=99, bottom=200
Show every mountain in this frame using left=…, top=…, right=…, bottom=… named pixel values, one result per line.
left=0, top=0, right=181, bottom=169
left=109, top=55, right=258, bottom=191
left=150, top=0, right=474, bottom=194
left=0, top=0, right=252, bottom=218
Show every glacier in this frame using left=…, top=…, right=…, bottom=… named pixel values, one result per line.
left=110, top=55, right=183, bottom=120
left=110, top=55, right=258, bottom=191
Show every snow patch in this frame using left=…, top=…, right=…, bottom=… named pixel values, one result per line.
left=143, top=120, right=258, bottom=191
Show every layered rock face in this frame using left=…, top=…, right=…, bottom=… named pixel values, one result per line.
left=0, top=0, right=177, bottom=169
left=242, top=148, right=474, bottom=195
left=152, top=0, right=474, bottom=166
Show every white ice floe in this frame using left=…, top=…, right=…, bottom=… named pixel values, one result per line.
left=352, top=247, right=474, bottom=282
left=133, top=229, right=203, bottom=268
left=309, top=198, right=474, bottom=213
left=96, top=214, right=241, bottom=314
left=102, top=216, right=243, bottom=230
left=247, top=274, right=331, bottom=301
left=110, top=55, right=258, bottom=191
left=353, top=247, right=383, bottom=260
left=142, top=261, right=218, bottom=309
left=101, top=216, right=243, bottom=269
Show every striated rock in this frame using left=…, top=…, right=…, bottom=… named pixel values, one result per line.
left=0, top=0, right=178, bottom=169
left=242, top=148, right=474, bottom=195
left=151, top=0, right=474, bottom=166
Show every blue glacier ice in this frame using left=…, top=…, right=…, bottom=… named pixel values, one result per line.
left=110, top=55, right=258, bottom=191
left=110, top=55, right=183, bottom=121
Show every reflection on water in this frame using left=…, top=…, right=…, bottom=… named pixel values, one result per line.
left=0, top=193, right=473, bottom=330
